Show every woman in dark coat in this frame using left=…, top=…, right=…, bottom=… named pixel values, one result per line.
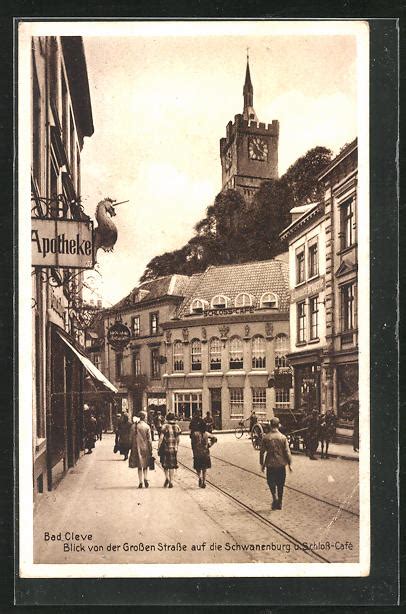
left=85, top=413, right=97, bottom=454
left=117, top=413, right=132, bottom=460
left=191, top=418, right=216, bottom=488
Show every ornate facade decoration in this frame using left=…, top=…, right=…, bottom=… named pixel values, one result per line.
left=219, top=325, right=230, bottom=338
left=165, top=330, right=172, bottom=344
left=265, top=322, right=274, bottom=338
left=244, top=324, right=250, bottom=338
left=182, top=327, right=189, bottom=342
left=201, top=327, right=207, bottom=342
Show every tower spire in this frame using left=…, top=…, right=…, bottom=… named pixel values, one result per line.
left=243, top=53, right=258, bottom=123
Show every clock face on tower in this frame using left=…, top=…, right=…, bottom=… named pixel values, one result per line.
left=248, top=137, right=268, bottom=161
left=225, top=148, right=232, bottom=170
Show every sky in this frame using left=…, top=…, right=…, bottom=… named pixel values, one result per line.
left=79, top=23, right=360, bottom=305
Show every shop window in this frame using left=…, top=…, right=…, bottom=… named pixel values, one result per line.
left=252, top=388, right=266, bottom=416
left=209, top=337, right=222, bottom=371
left=191, top=339, right=202, bottom=371
left=229, top=336, right=243, bottom=370
left=275, top=388, right=290, bottom=409
left=115, top=352, right=123, bottom=379
left=309, top=296, right=319, bottom=340
left=151, top=348, right=160, bottom=379
left=132, top=351, right=141, bottom=376
left=308, top=240, right=319, bottom=278
left=297, top=301, right=306, bottom=343
left=211, top=295, right=230, bottom=309
left=295, top=365, right=320, bottom=412
left=150, top=312, right=159, bottom=335
left=174, top=392, right=202, bottom=420
left=275, top=334, right=289, bottom=367
left=260, top=292, right=278, bottom=309
left=131, top=315, right=140, bottom=337
left=173, top=341, right=184, bottom=372
left=340, top=198, right=355, bottom=250
left=337, top=364, right=359, bottom=426
left=230, top=388, right=244, bottom=418
left=296, top=247, right=305, bottom=285
left=340, top=283, right=356, bottom=332
left=235, top=293, right=253, bottom=307
left=252, top=335, right=266, bottom=369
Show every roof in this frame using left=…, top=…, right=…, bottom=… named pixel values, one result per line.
left=108, top=274, right=192, bottom=312
left=279, top=202, right=322, bottom=241
left=176, top=259, right=290, bottom=317
left=61, top=37, right=94, bottom=138
left=317, top=138, right=358, bottom=181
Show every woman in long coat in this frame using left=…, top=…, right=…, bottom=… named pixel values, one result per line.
left=191, top=418, right=216, bottom=488
left=158, top=412, right=181, bottom=488
left=117, top=413, right=132, bottom=460
left=129, top=411, right=153, bottom=488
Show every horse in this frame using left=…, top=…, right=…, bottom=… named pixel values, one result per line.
left=319, top=410, right=337, bottom=459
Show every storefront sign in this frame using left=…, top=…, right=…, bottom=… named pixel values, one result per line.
left=31, top=218, right=94, bottom=268
left=290, top=275, right=325, bottom=303
left=107, top=322, right=132, bottom=351
left=203, top=306, right=255, bottom=317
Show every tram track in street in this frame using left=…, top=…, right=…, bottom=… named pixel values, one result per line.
left=178, top=442, right=359, bottom=518
left=175, top=456, right=332, bottom=564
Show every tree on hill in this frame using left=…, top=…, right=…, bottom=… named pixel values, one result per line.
left=140, top=145, right=333, bottom=281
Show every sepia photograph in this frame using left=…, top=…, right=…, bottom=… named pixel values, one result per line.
left=18, top=19, right=370, bottom=578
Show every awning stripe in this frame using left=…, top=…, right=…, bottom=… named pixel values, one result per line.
left=56, top=331, right=118, bottom=393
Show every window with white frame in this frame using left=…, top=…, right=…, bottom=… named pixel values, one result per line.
left=230, top=388, right=244, bottom=418
left=229, top=336, right=243, bottom=370
left=190, top=298, right=208, bottom=314
left=340, top=283, right=356, bottom=332
left=174, top=392, right=202, bottom=419
left=252, top=335, right=266, bottom=369
left=211, top=294, right=229, bottom=309
left=209, top=337, right=222, bottom=371
left=132, top=350, right=141, bottom=376
left=260, top=292, right=279, bottom=309
left=131, top=315, right=140, bottom=337
left=309, top=296, right=319, bottom=340
left=252, top=388, right=267, bottom=416
left=296, top=247, right=305, bottom=285
left=275, top=388, right=290, bottom=408
left=173, top=341, right=184, bottom=372
left=275, top=334, right=289, bottom=367
left=308, top=239, right=319, bottom=278
left=340, top=198, right=355, bottom=250
left=191, top=339, right=202, bottom=371
left=235, top=292, right=253, bottom=307
left=297, top=301, right=306, bottom=343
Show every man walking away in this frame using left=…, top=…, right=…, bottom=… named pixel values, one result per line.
left=260, top=417, right=292, bottom=510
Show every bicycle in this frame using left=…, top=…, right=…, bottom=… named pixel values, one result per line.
left=234, top=418, right=250, bottom=439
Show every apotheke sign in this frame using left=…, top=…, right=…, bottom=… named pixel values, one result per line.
left=31, top=218, right=94, bottom=268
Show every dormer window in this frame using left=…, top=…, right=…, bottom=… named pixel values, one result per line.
left=211, top=295, right=230, bottom=309
left=235, top=293, right=253, bottom=307
left=260, top=292, right=279, bottom=309
left=190, top=298, right=208, bottom=314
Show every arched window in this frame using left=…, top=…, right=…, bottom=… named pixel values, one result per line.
left=252, top=335, right=266, bottom=369
left=235, top=292, right=253, bottom=307
left=191, top=339, right=202, bottom=371
left=229, top=336, right=243, bottom=370
left=211, top=294, right=230, bottom=309
left=209, top=337, right=222, bottom=371
left=173, top=341, right=184, bottom=372
left=275, top=334, right=289, bottom=368
left=190, top=298, right=208, bottom=314
left=260, top=292, right=279, bottom=309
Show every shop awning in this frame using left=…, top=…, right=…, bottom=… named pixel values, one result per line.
left=56, top=330, right=118, bottom=393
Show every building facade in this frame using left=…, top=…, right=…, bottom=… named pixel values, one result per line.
left=31, top=37, right=116, bottom=495
left=220, top=59, right=279, bottom=201
left=280, top=140, right=358, bottom=435
left=280, top=203, right=327, bottom=413
left=161, top=260, right=292, bottom=430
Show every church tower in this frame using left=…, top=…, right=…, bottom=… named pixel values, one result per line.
left=220, top=57, right=279, bottom=201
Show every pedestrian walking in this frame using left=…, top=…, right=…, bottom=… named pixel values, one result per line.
left=249, top=410, right=258, bottom=433
left=84, top=411, right=97, bottom=455
left=128, top=411, right=153, bottom=488
left=189, top=410, right=201, bottom=436
left=260, top=417, right=292, bottom=510
left=306, top=409, right=320, bottom=460
left=191, top=418, right=216, bottom=488
left=203, top=411, right=214, bottom=433
left=154, top=411, right=163, bottom=438
left=95, top=406, right=103, bottom=441
left=158, top=412, right=181, bottom=488
left=117, top=413, right=132, bottom=460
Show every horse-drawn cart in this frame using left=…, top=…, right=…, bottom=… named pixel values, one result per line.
left=250, top=408, right=307, bottom=451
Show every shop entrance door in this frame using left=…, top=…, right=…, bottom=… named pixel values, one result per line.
left=210, top=389, right=222, bottom=430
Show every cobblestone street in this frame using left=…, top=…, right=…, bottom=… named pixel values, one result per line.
left=34, top=433, right=359, bottom=566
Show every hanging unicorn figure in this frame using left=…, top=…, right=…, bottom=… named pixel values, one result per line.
left=93, top=197, right=118, bottom=260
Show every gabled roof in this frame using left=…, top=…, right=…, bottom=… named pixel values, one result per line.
left=176, top=259, right=290, bottom=317
left=279, top=202, right=322, bottom=241
left=108, top=274, right=192, bottom=312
